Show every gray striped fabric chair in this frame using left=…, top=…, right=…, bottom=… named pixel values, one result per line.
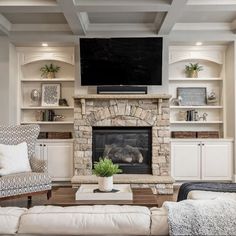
left=0, top=125, right=52, bottom=206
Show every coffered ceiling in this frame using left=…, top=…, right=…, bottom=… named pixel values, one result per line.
left=0, top=0, right=236, bottom=44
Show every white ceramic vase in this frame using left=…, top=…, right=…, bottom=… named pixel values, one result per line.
left=98, top=176, right=113, bottom=192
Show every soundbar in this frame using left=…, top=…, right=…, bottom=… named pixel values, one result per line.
left=97, top=86, right=147, bottom=94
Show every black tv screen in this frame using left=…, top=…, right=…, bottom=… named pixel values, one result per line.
left=80, top=37, right=162, bottom=86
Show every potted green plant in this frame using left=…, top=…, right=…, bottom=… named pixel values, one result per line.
left=93, top=157, right=122, bottom=192
left=185, top=63, right=203, bottom=78
left=40, top=63, right=60, bottom=78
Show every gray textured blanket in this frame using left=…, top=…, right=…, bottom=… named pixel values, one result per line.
left=164, top=198, right=236, bottom=236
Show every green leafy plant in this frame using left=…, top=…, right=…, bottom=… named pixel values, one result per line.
left=93, top=157, right=122, bottom=177
left=40, top=63, right=60, bottom=77
left=185, top=63, right=203, bottom=78
left=185, top=63, right=203, bottom=73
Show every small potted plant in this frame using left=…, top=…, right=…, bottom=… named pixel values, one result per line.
left=185, top=63, right=203, bottom=78
left=93, top=157, right=122, bottom=192
left=40, top=63, right=60, bottom=79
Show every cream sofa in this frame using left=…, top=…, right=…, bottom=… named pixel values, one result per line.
left=1, top=196, right=236, bottom=236
left=0, top=205, right=168, bottom=235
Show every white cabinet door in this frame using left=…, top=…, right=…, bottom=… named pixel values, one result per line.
left=35, top=143, right=44, bottom=160
left=171, top=142, right=201, bottom=180
left=45, top=142, right=73, bottom=181
left=202, top=142, right=232, bottom=180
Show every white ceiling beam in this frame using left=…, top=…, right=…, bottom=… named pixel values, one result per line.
left=173, top=23, right=231, bottom=31
left=57, top=0, right=87, bottom=35
left=0, top=6, right=61, bottom=13
left=169, top=30, right=236, bottom=42
left=158, top=0, right=188, bottom=35
left=154, top=12, right=165, bottom=31
left=11, top=24, right=70, bottom=32
left=230, top=19, right=236, bottom=33
left=189, top=0, right=236, bottom=3
left=186, top=1, right=236, bottom=12
left=75, top=0, right=171, bottom=12
left=87, top=23, right=155, bottom=32
left=0, top=0, right=57, bottom=5
left=8, top=32, right=78, bottom=45
left=186, top=5, right=236, bottom=12
left=0, top=0, right=61, bottom=13
left=0, top=14, right=11, bottom=35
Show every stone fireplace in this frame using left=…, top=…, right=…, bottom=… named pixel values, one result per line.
left=72, top=94, right=174, bottom=194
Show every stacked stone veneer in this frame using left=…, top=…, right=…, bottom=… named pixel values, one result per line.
left=73, top=95, right=173, bottom=194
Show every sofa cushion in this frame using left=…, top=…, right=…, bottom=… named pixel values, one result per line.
left=0, top=207, right=27, bottom=234
left=18, top=205, right=151, bottom=235
left=188, top=190, right=236, bottom=200
left=0, top=142, right=31, bottom=176
left=151, top=206, right=169, bottom=236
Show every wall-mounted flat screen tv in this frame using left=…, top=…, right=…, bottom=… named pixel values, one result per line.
left=80, top=37, right=162, bottom=86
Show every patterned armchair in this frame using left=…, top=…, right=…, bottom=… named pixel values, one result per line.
left=0, top=125, right=52, bottom=206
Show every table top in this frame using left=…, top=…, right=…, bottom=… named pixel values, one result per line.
left=45, top=187, right=158, bottom=208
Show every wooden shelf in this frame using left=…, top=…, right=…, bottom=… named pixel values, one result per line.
left=170, top=121, right=223, bottom=124
left=169, top=77, right=222, bottom=81
left=21, top=78, right=75, bottom=82
left=21, top=106, right=74, bottom=110
left=170, top=106, right=223, bottom=109
left=21, top=121, right=74, bottom=124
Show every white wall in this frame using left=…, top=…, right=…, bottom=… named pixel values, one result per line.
left=9, top=43, right=18, bottom=124
left=0, top=37, right=10, bottom=125
left=0, top=37, right=17, bottom=125
left=225, top=43, right=235, bottom=138
left=225, top=42, right=236, bottom=181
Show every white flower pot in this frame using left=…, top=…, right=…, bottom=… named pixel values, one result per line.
left=98, top=176, right=113, bottom=192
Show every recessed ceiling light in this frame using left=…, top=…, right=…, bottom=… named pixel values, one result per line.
left=42, top=43, right=48, bottom=47
left=196, top=42, right=202, bottom=46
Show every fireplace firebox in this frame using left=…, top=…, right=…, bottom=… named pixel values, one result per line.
left=92, top=127, right=152, bottom=174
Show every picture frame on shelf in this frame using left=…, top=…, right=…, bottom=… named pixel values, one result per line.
left=177, top=87, right=207, bottom=106
left=41, top=83, right=61, bottom=107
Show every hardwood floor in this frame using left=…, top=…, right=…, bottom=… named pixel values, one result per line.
left=0, top=186, right=178, bottom=208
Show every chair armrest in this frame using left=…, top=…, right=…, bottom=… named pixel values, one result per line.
left=30, top=157, right=47, bottom=173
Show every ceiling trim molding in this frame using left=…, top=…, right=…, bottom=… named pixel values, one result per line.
left=188, top=0, right=236, bottom=5
left=87, top=23, right=155, bottom=32
left=57, top=0, right=87, bottom=35
left=9, top=32, right=78, bottom=44
left=0, top=0, right=61, bottom=13
left=0, top=6, right=61, bottom=13
left=75, top=0, right=170, bottom=12
left=154, top=12, right=166, bottom=32
left=186, top=0, right=236, bottom=11
left=11, top=24, right=70, bottom=32
left=173, top=23, right=232, bottom=31
left=158, top=0, right=188, bottom=35
left=0, top=14, right=11, bottom=35
left=169, top=30, right=235, bottom=42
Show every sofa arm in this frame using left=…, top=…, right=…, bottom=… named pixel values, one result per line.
left=30, top=157, right=47, bottom=173
left=0, top=207, right=27, bottom=235
left=150, top=206, right=169, bottom=236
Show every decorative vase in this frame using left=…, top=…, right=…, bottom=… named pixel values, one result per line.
left=190, top=70, right=198, bottom=78
left=47, top=72, right=55, bottom=79
left=98, top=176, right=113, bottom=192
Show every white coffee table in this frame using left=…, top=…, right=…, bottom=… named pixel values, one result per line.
left=75, top=184, right=133, bottom=200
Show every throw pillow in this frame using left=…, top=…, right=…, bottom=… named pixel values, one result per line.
left=0, top=142, right=32, bottom=176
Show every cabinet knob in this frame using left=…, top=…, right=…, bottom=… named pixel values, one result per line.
left=44, top=144, right=46, bottom=147
left=202, top=143, right=205, bottom=146
left=198, top=143, right=201, bottom=146
left=40, top=144, right=42, bottom=146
